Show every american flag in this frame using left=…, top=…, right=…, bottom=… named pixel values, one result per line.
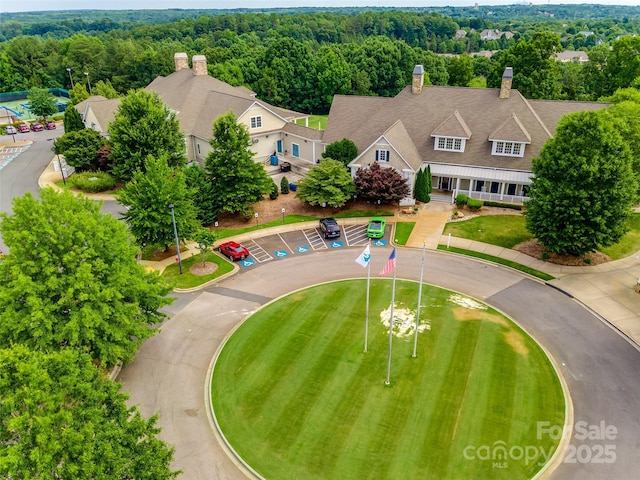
left=379, top=247, right=396, bottom=277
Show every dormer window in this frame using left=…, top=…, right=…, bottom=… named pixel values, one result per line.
left=435, top=136, right=465, bottom=152
left=250, top=115, right=262, bottom=129
left=376, top=149, right=390, bottom=162
left=492, top=141, right=525, bottom=157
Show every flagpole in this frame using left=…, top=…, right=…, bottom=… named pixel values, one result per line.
left=364, top=240, right=371, bottom=353
left=412, top=242, right=426, bottom=358
left=385, top=260, right=396, bottom=385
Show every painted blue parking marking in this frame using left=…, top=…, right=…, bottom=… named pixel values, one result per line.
left=274, top=250, right=289, bottom=257
left=330, top=241, right=343, bottom=248
left=296, top=246, right=309, bottom=253
left=373, top=239, right=387, bottom=247
left=241, top=258, right=255, bottom=267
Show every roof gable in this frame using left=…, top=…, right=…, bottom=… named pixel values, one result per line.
left=489, top=114, right=532, bottom=143
left=431, top=110, right=472, bottom=139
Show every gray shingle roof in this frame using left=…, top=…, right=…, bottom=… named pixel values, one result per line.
left=489, top=114, right=531, bottom=143
left=325, top=85, right=609, bottom=171
left=431, top=110, right=472, bottom=139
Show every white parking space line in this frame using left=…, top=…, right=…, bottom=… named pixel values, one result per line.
left=343, top=224, right=369, bottom=247
left=278, top=233, right=295, bottom=254
left=244, top=239, right=273, bottom=263
left=303, top=228, right=327, bottom=250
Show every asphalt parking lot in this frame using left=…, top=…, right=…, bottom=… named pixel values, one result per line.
left=236, top=222, right=392, bottom=269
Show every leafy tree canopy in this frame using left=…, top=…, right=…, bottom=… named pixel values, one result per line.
left=53, top=128, right=106, bottom=171
left=118, top=154, right=199, bottom=249
left=27, top=87, right=57, bottom=119
left=321, top=138, right=358, bottom=167
left=354, top=162, right=410, bottom=204
left=525, top=110, right=638, bottom=255
left=296, top=158, right=356, bottom=208
left=0, top=188, right=173, bottom=367
left=63, top=102, right=85, bottom=132
left=205, top=111, right=273, bottom=216
left=0, top=345, right=179, bottom=480
left=108, top=89, right=186, bottom=181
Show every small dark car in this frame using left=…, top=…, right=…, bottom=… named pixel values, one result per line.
left=30, top=122, right=44, bottom=132
left=218, top=241, right=250, bottom=261
left=44, top=121, right=56, bottom=130
left=319, top=217, right=341, bottom=239
left=17, top=124, right=30, bottom=133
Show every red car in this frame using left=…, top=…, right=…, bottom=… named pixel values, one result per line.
left=218, top=241, right=250, bottom=261
left=30, top=122, right=44, bottom=132
left=45, top=121, right=56, bottom=130
left=17, top=124, right=30, bottom=133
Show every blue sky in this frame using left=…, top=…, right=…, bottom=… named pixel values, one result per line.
left=1, top=1, right=638, bottom=14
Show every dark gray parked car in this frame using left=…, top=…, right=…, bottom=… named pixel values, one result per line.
left=319, top=217, right=341, bottom=238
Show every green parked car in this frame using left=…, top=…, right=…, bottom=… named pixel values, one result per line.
left=367, top=217, right=387, bottom=239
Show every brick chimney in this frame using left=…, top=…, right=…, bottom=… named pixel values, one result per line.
left=412, top=65, right=424, bottom=94
left=174, top=52, right=188, bottom=72
left=500, top=67, right=513, bottom=99
left=192, top=55, right=207, bottom=76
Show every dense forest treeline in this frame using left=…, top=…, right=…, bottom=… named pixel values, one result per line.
left=1, top=6, right=639, bottom=114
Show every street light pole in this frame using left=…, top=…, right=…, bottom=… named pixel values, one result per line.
left=168, top=204, right=183, bottom=274
left=84, top=71, right=92, bottom=95
left=66, top=67, right=74, bottom=88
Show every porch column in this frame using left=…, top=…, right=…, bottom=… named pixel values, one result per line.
left=468, top=180, right=473, bottom=197
left=499, top=182, right=506, bottom=201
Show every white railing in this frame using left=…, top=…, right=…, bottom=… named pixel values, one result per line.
left=467, top=191, right=529, bottom=205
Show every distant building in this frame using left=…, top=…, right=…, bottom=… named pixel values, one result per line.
left=553, top=50, right=589, bottom=63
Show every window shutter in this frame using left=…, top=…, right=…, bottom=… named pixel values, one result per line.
left=386, top=150, right=390, bottom=161
left=375, top=150, right=379, bottom=161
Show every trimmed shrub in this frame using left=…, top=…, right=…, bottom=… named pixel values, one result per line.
left=455, top=193, right=468, bottom=207
left=280, top=176, right=290, bottom=194
left=467, top=198, right=484, bottom=211
left=269, top=179, right=279, bottom=200
left=69, top=171, right=116, bottom=193
left=483, top=201, right=523, bottom=211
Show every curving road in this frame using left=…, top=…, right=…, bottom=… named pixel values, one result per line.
left=118, top=248, right=640, bottom=480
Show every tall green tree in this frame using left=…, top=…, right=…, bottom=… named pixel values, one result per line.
left=0, top=346, right=179, bottom=480
left=414, top=166, right=431, bottom=202
left=354, top=162, right=410, bottom=203
left=321, top=138, right=358, bottom=168
left=63, top=103, right=85, bottom=132
left=488, top=32, right=562, bottom=99
left=53, top=128, right=106, bottom=171
left=68, top=82, right=90, bottom=104
left=93, top=79, right=120, bottom=98
left=447, top=54, right=474, bottom=87
left=26, top=87, right=57, bottom=119
left=205, top=111, right=272, bottom=216
left=184, top=164, right=219, bottom=226
left=108, top=89, right=186, bottom=181
left=0, top=188, right=173, bottom=367
left=525, top=110, right=638, bottom=256
left=296, top=158, right=355, bottom=208
left=118, top=155, right=198, bottom=250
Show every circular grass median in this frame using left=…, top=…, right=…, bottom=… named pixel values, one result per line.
left=211, top=279, right=565, bottom=479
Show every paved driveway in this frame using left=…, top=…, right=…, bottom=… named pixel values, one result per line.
left=118, top=248, right=640, bottom=480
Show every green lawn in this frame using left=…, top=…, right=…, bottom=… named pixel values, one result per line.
left=211, top=280, right=564, bottom=479
left=394, top=222, right=416, bottom=245
left=294, top=114, right=328, bottom=130
left=601, top=213, right=640, bottom=259
left=162, top=251, right=234, bottom=288
left=443, top=215, right=532, bottom=248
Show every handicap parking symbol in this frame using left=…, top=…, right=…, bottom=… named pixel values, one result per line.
left=274, top=250, right=289, bottom=258
left=373, top=239, right=387, bottom=247
left=330, top=241, right=343, bottom=248
left=296, top=246, right=309, bottom=253
left=241, top=258, right=255, bottom=267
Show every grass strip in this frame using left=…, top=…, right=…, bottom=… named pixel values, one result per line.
left=438, top=245, right=554, bottom=281
left=393, top=221, right=415, bottom=245
left=161, top=251, right=234, bottom=288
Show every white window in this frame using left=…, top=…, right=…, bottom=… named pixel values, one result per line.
left=376, top=149, right=390, bottom=162
left=492, top=141, right=525, bottom=157
left=250, top=115, right=262, bottom=129
left=434, top=136, right=465, bottom=152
